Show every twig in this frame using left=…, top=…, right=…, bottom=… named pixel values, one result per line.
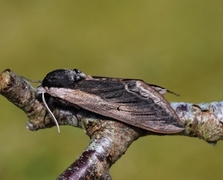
left=171, top=102, right=223, bottom=144
left=0, top=69, right=223, bottom=179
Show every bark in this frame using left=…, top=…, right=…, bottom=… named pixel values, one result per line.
left=0, top=69, right=223, bottom=179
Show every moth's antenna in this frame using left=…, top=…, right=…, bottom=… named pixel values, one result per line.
left=41, top=92, right=60, bottom=133
left=20, top=76, right=42, bottom=83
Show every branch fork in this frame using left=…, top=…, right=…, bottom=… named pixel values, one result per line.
left=1, top=69, right=223, bottom=179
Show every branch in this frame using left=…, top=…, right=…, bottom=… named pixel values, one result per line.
left=0, top=69, right=223, bottom=179
left=171, top=102, right=223, bottom=144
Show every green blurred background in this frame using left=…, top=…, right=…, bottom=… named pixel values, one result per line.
left=0, top=1, right=223, bottom=179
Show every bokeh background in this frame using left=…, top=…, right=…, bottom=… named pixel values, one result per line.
left=0, top=1, right=223, bottom=179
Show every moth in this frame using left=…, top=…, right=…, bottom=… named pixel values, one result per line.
left=36, top=69, right=184, bottom=134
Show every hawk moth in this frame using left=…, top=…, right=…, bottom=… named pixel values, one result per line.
left=36, top=69, right=184, bottom=134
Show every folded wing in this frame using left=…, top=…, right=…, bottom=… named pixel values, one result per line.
left=45, top=77, right=184, bottom=134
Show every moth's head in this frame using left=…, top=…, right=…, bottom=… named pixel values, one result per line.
left=42, top=69, right=86, bottom=88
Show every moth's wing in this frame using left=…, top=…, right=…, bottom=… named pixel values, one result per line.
left=147, top=84, right=180, bottom=96
left=46, top=79, right=184, bottom=134
left=92, top=76, right=179, bottom=96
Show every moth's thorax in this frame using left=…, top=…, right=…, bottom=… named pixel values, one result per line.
left=42, top=69, right=87, bottom=88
